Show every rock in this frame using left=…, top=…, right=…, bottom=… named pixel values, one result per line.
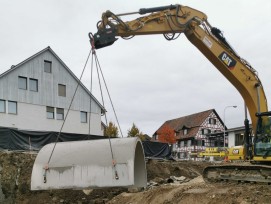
left=148, top=181, right=159, bottom=187
left=82, top=189, right=93, bottom=195
left=52, top=197, right=58, bottom=201
left=128, top=187, right=142, bottom=193
left=170, top=176, right=186, bottom=182
left=152, top=177, right=165, bottom=184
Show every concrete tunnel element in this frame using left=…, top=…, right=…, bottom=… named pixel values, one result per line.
left=31, top=137, right=147, bottom=190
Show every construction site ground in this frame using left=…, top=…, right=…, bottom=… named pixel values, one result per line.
left=0, top=152, right=271, bottom=204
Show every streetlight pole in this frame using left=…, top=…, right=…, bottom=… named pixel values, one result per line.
left=223, top=105, right=237, bottom=148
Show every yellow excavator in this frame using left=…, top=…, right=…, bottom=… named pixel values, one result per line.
left=90, top=4, right=271, bottom=183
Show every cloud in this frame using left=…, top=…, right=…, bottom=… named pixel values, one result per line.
left=1, top=0, right=271, bottom=136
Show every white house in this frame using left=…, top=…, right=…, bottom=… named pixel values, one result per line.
left=227, top=125, right=252, bottom=148
left=0, top=47, right=105, bottom=135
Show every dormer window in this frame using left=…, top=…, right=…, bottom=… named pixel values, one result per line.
left=184, top=129, right=188, bottom=135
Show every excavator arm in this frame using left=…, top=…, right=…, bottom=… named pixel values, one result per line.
left=93, top=5, right=207, bottom=47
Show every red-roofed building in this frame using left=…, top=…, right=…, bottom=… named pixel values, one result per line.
left=153, top=109, right=225, bottom=160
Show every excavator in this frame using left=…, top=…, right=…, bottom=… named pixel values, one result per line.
left=90, top=4, right=271, bottom=183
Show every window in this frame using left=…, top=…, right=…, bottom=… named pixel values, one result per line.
left=187, top=140, right=191, bottom=146
left=81, top=111, right=87, bottom=123
left=235, top=133, right=244, bottom=146
left=191, top=139, right=197, bottom=146
left=183, top=129, right=188, bottom=135
left=18, top=76, right=27, bottom=90
left=8, top=101, right=17, bottom=114
left=56, top=108, right=64, bottom=120
left=0, top=100, right=5, bottom=113
left=202, top=128, right=211, bottom=135
left=177, top=141, right=181, bottom=147
left=197, top=140, right=205, bottom=146
left=44, top=60, right=52, bottom=73
left=179, top=152, right=184, bottom=159
left=180, top=141, right=184, bottom=147
left=29, top=78, right=38, bottom=92
left=46, top=106, right=54, bottom=119
left=58, top=84, right=66, bottom=97
left=197, top=140, right=201, bottom=146
left=209, top=118, right=216, bottom=125
left=184, top=140, right=187, bottom=147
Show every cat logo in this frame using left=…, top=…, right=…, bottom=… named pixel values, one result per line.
left=232, top=149, right=239, bottom=154
left=219, top=52, right=236, bottom=70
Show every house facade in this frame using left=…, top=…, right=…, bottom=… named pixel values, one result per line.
left=227, top=125, right=252, bottom=147
left=153, top=109, right=226, bottom=160
left=0, top=47, right=105, bottom=135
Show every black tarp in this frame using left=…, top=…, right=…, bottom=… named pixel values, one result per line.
left=142, top=141, right=172, bottom=159
left=0, top=127, right=106, bottom=151
left=0, top=127, right=173, bottom=158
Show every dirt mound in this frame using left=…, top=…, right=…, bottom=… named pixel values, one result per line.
left=146, top=159, right=209, bottom=180
left=1, top=152, right=271, bottom=204
left=0, top=152, right=126, bottom=204
left=109, top=178, right=271, bottom=204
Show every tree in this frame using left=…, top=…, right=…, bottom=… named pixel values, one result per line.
left=127, top=123, right=140, bottom=137
left=157, top=124, right=176, bottom=144
left=104, top=121, right=119, bottom=138
left=127, top=123, right=145, bottom=140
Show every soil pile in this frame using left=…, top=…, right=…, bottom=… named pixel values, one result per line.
left=0, top=152, right=271, bottom=204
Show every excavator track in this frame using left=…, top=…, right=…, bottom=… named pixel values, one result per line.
left=203, top=164, right=271, bottom=184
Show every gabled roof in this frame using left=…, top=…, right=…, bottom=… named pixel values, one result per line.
left=0, top=46, right=105, bottom=111
left=155, top=109, right=221, bottom=139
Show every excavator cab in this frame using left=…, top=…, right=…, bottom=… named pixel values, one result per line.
left=254, top=113, right=271, bottom=159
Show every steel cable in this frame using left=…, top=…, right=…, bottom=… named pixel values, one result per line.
left=46, top=49, right=92, bottom=167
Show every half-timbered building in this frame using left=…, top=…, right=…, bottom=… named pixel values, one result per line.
left=153, top=109, right=225, bottom=160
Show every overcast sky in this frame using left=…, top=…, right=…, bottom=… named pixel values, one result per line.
left=1, top=0, right=271, bottom=136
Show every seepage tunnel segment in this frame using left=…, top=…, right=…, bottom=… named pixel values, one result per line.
left=31, top=137, right=147, bottom=190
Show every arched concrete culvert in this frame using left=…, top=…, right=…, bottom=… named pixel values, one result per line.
left=31, top=137, right=147, bottom=190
